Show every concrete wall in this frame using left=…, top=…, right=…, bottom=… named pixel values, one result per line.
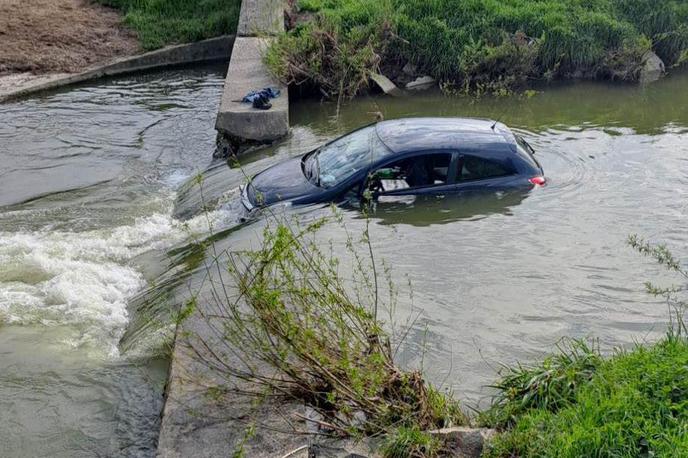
left=0, top=36, right=235, bottom=103
left=215, top=0, right=289, bottom=147
left=215, top=37, right=289, bottom=143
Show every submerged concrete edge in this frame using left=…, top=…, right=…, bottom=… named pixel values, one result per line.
left=0, top=35, right=235, bottom=103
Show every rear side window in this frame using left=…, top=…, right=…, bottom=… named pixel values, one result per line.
left=460, top=155, right=510, bottom=181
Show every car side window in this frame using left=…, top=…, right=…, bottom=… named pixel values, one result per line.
left=459, top=155, right=510, bottom=181
left=369, top=153, right=453, bottom=193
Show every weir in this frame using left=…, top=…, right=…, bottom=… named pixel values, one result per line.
left=215, top=0, right=289, bottom=153
left=156, top=1, right=295, bottom=456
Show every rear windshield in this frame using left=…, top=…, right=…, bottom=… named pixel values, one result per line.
left=515, top=135, right=542, bottom=170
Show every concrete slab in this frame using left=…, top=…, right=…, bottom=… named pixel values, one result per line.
left=215, top=37, right=289, bottom=143
left=156, top=260, right=305, bottom=458
left=370, top=73, right=403, bottom=97
left=237, top=0, right=285, bottom=36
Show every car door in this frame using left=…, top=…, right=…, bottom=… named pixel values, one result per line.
left=368, top=151, right=460, bottom=201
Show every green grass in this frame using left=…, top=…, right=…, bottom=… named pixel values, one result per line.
left=268, top=0, right=688, bottom=97
left=96, top=0, right=242, bottom=50
left=380, top=426, right=442, bottom=458
left=483, top=334, right=688, bottom=457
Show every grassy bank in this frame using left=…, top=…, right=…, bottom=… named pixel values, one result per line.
left=267, top=0, right=688, bottom=97
left=96, top=0, right=242, bottom=50
left=482, top=237, right=688, bottom=457
left=482, top=334, right=688, bottom=457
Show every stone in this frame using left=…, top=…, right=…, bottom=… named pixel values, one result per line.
left=237, top=0, right=285, bottom=36
left=639, top=50, right=665, bottom=85
left=429, top=427, right=497, bottom=458
left=406, top=75, right=437, bottom=91
left=370, top=73, right=403, bottom=97
left=215, top=37, right=289, bottom=144
left=309, top=438, right=380, bottom=458
left=402, top=62, right=418, bottom=77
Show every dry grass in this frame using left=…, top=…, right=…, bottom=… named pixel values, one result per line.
left=0, top=0, right=139, bottom=75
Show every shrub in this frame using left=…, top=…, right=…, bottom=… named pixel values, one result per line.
left=189, top=211, right=466, bottom=445
left=268, top=0, right=688, bottom=98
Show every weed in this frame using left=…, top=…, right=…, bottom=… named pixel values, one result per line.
left=480, top=338, right=602, bottom=428
left=380, top=426, right=441, bottom=458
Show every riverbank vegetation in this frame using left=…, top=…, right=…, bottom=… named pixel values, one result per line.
left=267, top=0, right=688, bottom=98
left=95, top=0, right=241, bottom=50
left=482, top=236, right=688, bottom=457
left=194, top=212, right=466, bottom=456
left=483, top=333, right=688, bottom=457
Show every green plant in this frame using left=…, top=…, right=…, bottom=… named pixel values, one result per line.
left=381, top=426, right=441, bottom=458
left=267, top=0, right=688, bottom=98
left=189, top=208, right=465, bottom=444
left=483, top=239, right=688, bottom=457
left=480, top=338, right=603, bottom=428
left=628, top=234, right=688, bottom=334
left=484, top=337, right=688, bottom=458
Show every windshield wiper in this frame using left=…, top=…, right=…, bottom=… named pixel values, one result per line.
left=314, top=152, right=321, bottom=187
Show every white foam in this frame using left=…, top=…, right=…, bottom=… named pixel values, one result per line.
left=0, top=208, right=232, bottom=356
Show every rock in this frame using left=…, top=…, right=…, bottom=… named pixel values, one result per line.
left=309, top=438, right=380, bottom=458
left=402, top=62, right=418, bottom=77
left=370, top=73, right=403, bottom=97
left=639, top=50, right=665, bottom=85
left=429, top=427, right=497, bottom=458
left=405, top=75, right=437, bottom=91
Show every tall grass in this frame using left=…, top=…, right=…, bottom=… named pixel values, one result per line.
left=483, top=336, right=688, bottom=458
left=96, top=0, right=242, bottom=50
left=268, top=0, right=688, bottom=98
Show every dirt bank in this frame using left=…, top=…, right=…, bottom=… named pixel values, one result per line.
left=0, top=0, right=139, bottom=75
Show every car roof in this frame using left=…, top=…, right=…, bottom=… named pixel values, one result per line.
left=375, top=117, right=517, bottom=156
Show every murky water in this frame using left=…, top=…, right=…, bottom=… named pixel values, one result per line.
left=1, top=66, right=687, bottom=456
left=0, top=65, right=229, bottom=457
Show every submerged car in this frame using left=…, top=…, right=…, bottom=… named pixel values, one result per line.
left=241, top=117, right=545, bottom=211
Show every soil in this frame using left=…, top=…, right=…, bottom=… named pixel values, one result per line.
left=0, top=0, right=140, bottom=75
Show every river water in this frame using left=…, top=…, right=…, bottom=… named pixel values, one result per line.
left=1, top=67, right=687, bottom=456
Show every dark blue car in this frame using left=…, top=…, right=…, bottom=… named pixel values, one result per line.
left=241, top=117, right=545, bottom=211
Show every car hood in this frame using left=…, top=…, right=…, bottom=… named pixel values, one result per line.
left=248, top=156, right=322, bottom=206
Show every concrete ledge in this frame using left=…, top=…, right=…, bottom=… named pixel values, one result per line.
left=156, top=274, right=305, bottom=458
left=0, top=35, right=235, bottom=103
left=215, top=37, right=289, bottom=143
left=237, top=0, right=285, bottom=36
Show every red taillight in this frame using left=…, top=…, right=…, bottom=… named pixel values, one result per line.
left=529, top=176, right=547, bottom=186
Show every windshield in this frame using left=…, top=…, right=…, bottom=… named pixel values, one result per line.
left=305, top=125, right=391, bottom=188
left=515, top=135, right=542, bottom=170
